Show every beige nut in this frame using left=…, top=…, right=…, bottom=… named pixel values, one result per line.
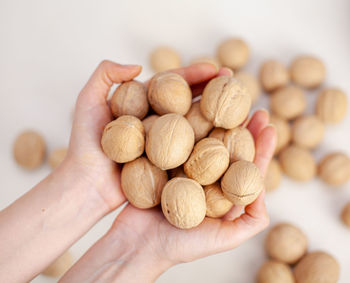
left=184, top=138, right=229, bottom=185
left=270, top=115, right=291, bottom=154
left=259, top=60, right=289, bottom=93
left=265, top=159, right=282, bottom=192
left=42, top=251, right=74, bottom=278
left=13, top=130, right=46, bottom=170
left=341, top=202, right=350, bottom=227
left=318, top=152, right=350, bottom=186
left=200, top=76, right=251, bottom=129
left=279, top=145, right=316, bottom=181
left=270, top=85, right=306, bottom=120
left=185, top=101, right=213, bottom=142
left=294, top=251, right=340, bottom=283
left=49, top=148, right=68, bottom=169
left=204, top=182, right=233, bottom=218
left=148, top=72, right=192, bottom=115
left=161, top=177, right=206, bottom=229
left=121, top=157, right=168, bottom=209
left=223, top=126, right=255, bottom=163
left=146, top=113, right=194, bottom=170
left=101, top=115, right=145, bottom=163
left=316, top=88, right=348, bottom=124
left=208, top=127, right=226, bottom=142
left=257, top=260, right=295, bottom=283
left=235, top=71, right=261, bottom=103
left=265, top=223, right=307, bottom=264
left=292, top=115, right=324, bottom=149
left=190, top=56, right=221, bottom=70
left=168, top=166, right=187, bottom=179
left=221, top=160, right=263, bottom=205
left=150, top=46, right=181, bottom=73
left=290, top=56, right=326, bottom=89
left=142, top=115, right=159, bottom=136
left=217, top=38, right=249, bottom=69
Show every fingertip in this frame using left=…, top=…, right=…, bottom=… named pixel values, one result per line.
left=218, top=67, right=233, bottom=77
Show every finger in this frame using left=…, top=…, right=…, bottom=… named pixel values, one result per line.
left=246, top=109, right=270, bottom=140
left=222, top=205, right=243, bottom=221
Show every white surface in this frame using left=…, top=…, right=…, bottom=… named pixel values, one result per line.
left=0, top=0, right=349, bottom=282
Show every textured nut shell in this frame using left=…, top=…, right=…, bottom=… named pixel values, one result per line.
left=217, top=38, right=249, bottom=69
left=270, top=85, right=306, bottom=120
left=42, top=251, right=74, bottom=277
left=257, top=260, right=295, bottom=283
left=318, top=152, right=350, bottom=186
left=270, top=115, right=291, bottom=154
left=184, top=138, right=229, bottom=185
left=265, top=159, right=282, bottom=192
left=200, top=76, right=251, bottom=129
left=223, top=127, right=255, bottom=163
left=161, top=177, right=206, bottom=229
left=259, top=60, right=289, bottom=93
left=290, top=56, right=326, bottom=89
left=121, top=157, right=168, bottom=209
left=49, top=148, right=68, bottom=169
left=221, top=160, right=263, bottom=205
left=185, top=101, right=213, bottom=142
left=13, top=131, right=46, bottom=170
left=316, top=89, right=348, bottom=124
left=279, top=145, right=316, bottom=181
left=150, top=46, right=181, bottom=72
left=148, top=72, right=192, bottom=115
left=266, top=223, right=307, bottom=264
left=204, top=182, right=233, bottom=218
left=110, top=80, right=149, bottom=120
left=168, top=166, right=187, bottom=178
left=294, top=251, right=340, bottom=283
left=101, top=115, right=145, bottom=163
left=142, top=115, right=159, bottom=136
left=209, top=127, right=226, bottom=142
left=341, top=202, right=350, bottom=227
left=292, top=115, right=324, bottom=149
left=190, top=56, right=221, bottom=70
left=235, top=71, right=261, bottom=103
left=146, top=113, right=194, bottom=170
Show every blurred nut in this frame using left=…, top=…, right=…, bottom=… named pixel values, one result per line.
left=257, top=260, right=295, bottom=283
left=217, top=38, right=249, bottom=69
left=150, top=46, right=181, bottom=72
left=316, top=88, right=347, bottom=124
left=49, top=148, right=68, bottom=169
left=270, top=115, right=291, bottom=154
left=259, top=60, right=289, bottom=93
left=265, top=159, right=282, bottom=192
left=292, top=115, right=324, bottom=149
left=318, top=152, right=350, bottom=186
left=235, top=71, right=261, bottom=103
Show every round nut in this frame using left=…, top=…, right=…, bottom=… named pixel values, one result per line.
left=318, top=152, right=350, bottom=186
left=121, top=157, right=168, bottom=209
left=217, top=38, right=249, bottom=69
left=294, top=251, right=340, bottom=283
left=265, top=159, right=282, bottom=192
left=257, top=260, right=295, bottom=283
left=259, top=60, right=289, bottom=93
left=290, top=56, right=326, bottom=89
left=223, top=126, right=255, bottom=163
left=204, top=182, right=233, bottom=218
left=200, top=76, right=251, bottom=129
left=42, top=251, right=74, bottom=277
left=316, top=89, right=347, bottom=124
left=270, top=85, right=306, bottom=120
left=142, top=115, right=159, bottom=136
left=161, top=177, right=206, bottom=229
left=101, top=115, right=145, bottom=163
left=184, top=138, right=229, bottom=185
left=208, top=127, right=226, bottom=142
left=49, top=148, right=68, bottom=169
left=168, top=166, right=187, bottom=179
left=292, top=115, right=324, bottom=149
left=235, top=71, right=261, bottom=103
left=150, top=46, right=181, bottom=72
left=341, top=202, right=350, bottom=227
left=279, top=145, right=316, bottom=181
left=270, top=115, right=291, bottom=154
left=221, top=160, right=263, bottom=205
left=266, top=223, right=307, bottom=264
left=190, top=56, right=221, bottom=70
left=146, top=113, right=194, bottom=170
left=13, top=130, right=46, bottom=170
left=185, top=101, right=213, bottom=142
left=110, top=80, right=149, bottom=120
left=148, top=72, right=192, bottom=115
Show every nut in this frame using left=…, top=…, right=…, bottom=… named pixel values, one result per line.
left=235, top=71, right=261, bottom=103
left=42, top=251, right=74, bottom=277
left=185, top=101, right=213, bottom=142
left=49, top=148, right=68, bottom=169
left=290, top=56, right=326, bottom=89
left=270, top=115, right=291, bottom=154
left=148, top=72, right=192, bottom=115
left=208, top=127, right=226, bottom=142
left=101, top=115, right=145, bottom=163
left=190, top=56, right=221, bottom=70
left=121, top=157, right=168, bottom=209
left=265, top=158, right=282, bottom=192
left=270, top=85, right=306, bottom=120
left=259, top=60, right=289, bottom=93
left=341, top=202, right=350, bottom=227
left=217, top=38, right=249, bottom=69
left=184, top=138, right=229, bottom=185
left=318, top=152, right=350, bottom=186
left=150, top=46, right=181, bottom=72
left=316, top=88, right=347, bottom=124
left=13, top=130, right=46, bottom=170
left=294, top=251, right=340, bottom=283
left=146, top=113, right=194, bottom=170
left=279, top=145, right=316, bottom=181
left=204, top=182, right=233, bottom=218
left=292, top=115, right=324, bottom=149
left=142, top=115, right=159, bottom=136
left=161, top=177, right=206, bottom=229
left=200, top=76, right=251, bottom=129
left=265, top=223, right=307, bottom=264
left=221, top=160, right=263, bottom=205
left=257, top=260, right=295, bottom=283
left=168, top=166, right=187, bottom=179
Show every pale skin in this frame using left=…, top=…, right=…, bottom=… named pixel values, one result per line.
left=0, top=61, right=276, bottom=283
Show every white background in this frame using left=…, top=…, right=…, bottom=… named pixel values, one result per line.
left=0, top=0, right=349, bottom=282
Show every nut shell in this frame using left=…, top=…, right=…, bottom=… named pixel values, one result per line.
left=316, top=89, right=347, bottom=124
left=265, top=159, right=282, bottom=192
left=341, top=202, right=350, bottom=227
left=208, top=127, right=226, bottom=142
left=150, top=46, right=181, bottom=72
left=142, top=115, right=159, bottom=136
left=217, top=38, right=249, bottom=69
left=42, top=251, right=74, bottom=277
left=204, top=182, right=233, bottom=218
left=292, top=115, right=324, bottom=149
left=49, top=148, right=68, bottom=169
left=257, top=260, right=295, bottom=283
left=270, top=115, right=291, bottom=154
left=235, top=71, right=261, bottom=103
left=259, top=60, right=289, bottom=93
left=318, top=152, right=350, bottom=186
left=168, top=166, right=187, bottom=179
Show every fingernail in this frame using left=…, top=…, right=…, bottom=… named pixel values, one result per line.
left=266, top=123, right=276, bottom=130
left=223, top=67, right=234, bottom=76
left=258, top=108, right=269, bottom=115
left=123, top=64, right=142, bottom=69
